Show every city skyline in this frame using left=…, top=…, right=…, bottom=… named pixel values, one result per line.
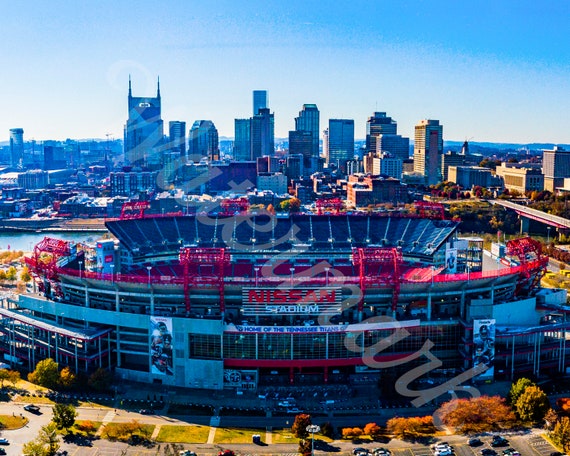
left=2, top=1, right=570, bottom=144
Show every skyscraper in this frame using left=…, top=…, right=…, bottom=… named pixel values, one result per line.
left=168, top=121, right=186, bottom=159
left=234, top=118, right=251, bottom=161
left=9, top=128, right=24, bottom=168
left=327, top=119, right=354, bottom=172
left=250, top=108, right=274, bottom=160
left=253, top=90, right=268, bottom=115
left=188, top=120, right=219, bottom=162
left=376, top=134, right=410, bottom=161
left=124, top=77, right=164, bottom=167
left=366, top=112, right=397, bottom=154
left=543, top=146, right=570, bottom=192
left=413, top=119, right=443, bottom=186
left=294, top=104, right=320, bottom=171
left=288, top=130, right=313, bottom=167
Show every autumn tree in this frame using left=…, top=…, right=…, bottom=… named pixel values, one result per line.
left=88, top=367, right=113, bottom=392
left=5, top=266, right=17, bottom=281
left=363, top=422, right=382, bottom=438
left=59, top=366, right=76, bottom=389
left=24, top=422, right=61, bottom=456
left=20, top=266, right=31, bottom=283
left=52, top=403, right=77, bottom=431
left=0, top=369, right=20, bottom=389
left=438, top=396, right=515, bottom=433
left=515, top=385, right=550, bottom=423
left=28, top=358, right=60, bottom=390
left=386, top=416, right=435, bottom=439
left=298, top=438, right=311, bottom=456
left=342, top=427, right=363, bottom=439
left=291, top=413, right=312, bottom=439
left=550, top=416, right=570, bottom=452
left=545, top=409, right=559, bottom=430
left=508, top=377, right=535, bottom=405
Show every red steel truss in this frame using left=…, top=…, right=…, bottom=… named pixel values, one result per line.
left=25, top=237, right=74, bottom=296
left=316, top=198, right=344, bottom=215
left=506, top=237, right=548, bottom=294
left=353, top=247, right=403, bottom=312
left=120, top=201, right=150, bottom=220
left=220, top=198, right=249, bottom=216
left=179, top=247, right=230, bottom=313
left=415, top=201, right=446, bottom=220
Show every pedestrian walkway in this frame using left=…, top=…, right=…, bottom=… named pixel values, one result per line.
left=207, top=426, right=217, bottom=444
left=151, top=424, right=162, bottom=440
left=265, top=429, right=273, bottom=444
left=96, top=409, right=116, bottom=436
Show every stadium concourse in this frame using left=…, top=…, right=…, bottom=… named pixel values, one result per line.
left=0, top=202, right=567, bottom=401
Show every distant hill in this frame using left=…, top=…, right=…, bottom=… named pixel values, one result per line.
left=444, top=141, right=570, bottom=151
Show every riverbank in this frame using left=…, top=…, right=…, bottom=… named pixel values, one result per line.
left=0, top=217, right=107, bottom=232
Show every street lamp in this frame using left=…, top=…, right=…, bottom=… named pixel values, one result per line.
left=289, top=267, right=295, bottom=287
left=325, top=267, right=330, bottom=287
left=254, top=267, right=260, bottom=287
left=147, top=266, right=152, bottom=288
left=467, top=265, right=470, bottom=281
left=306, top=424, right=320, bottom=456
left=547, top=226, right=552, bottom=244
left=79, top=261, right=83, bottom=279
left=110, top=264, right=115, bottom=283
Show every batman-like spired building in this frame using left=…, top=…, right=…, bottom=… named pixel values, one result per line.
left=1, top=204, right=568, bottom=392
left=124, top=78, right=164, bottom=167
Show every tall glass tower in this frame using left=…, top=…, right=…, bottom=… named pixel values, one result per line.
left=295, top=104, right=320, bottom=170
left=253, top=90, right=268, bottom=115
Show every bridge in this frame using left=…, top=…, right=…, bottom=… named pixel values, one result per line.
left=491, top=199, right=570, bottom=231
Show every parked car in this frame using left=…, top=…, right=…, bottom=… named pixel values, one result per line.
left=0, top=439, right=8, bottom=445
left=482, top=450, right=498, bottom=456
left=139, top=409, right=154, bottom=415
left=491, top=437, right=509, bottom=447
left=23, top=404, right=41, bottom=414
left=179, top=451, right=197, bottom=456
left=373, top=448, right=392, bottom=456
left=469, top=438, right=483, bottom=447
left=353, top=448, right=368, bottom=455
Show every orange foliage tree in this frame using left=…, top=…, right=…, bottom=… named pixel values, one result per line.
left=386, top=416, right=435, bottom=439
left=438, top=395, right=516, bottom=433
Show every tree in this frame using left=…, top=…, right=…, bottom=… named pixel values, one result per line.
left=320, top=421, right=334, bottom=438
left=5, top=266, right=17, bottom=281
left=508, top=377, right=535, bottom=405
left=0, top=369, right=10, bottom=389
left=386, top=416, right=435, bottom=439
left=20, top=266, right=31, bottom=283
left=52, top=403, right=77, bottom=431
left=21, top=439, right=47, bottom=456
left=545, top=408, right=559, bottom=430
left=291, top=413, right=312, bottom=439
left=438, top=396, right=515, bottom=433
left=88, top=368, right=113, bottom=392
left=38, top=422, right=60, bottom=455
left=550, top=416, right=570, bottom=452
left=0, top=270, right=6, bottom=281
left=28, top=358, right=60, bottom=389
left=59, top=366, right=76, bottom=389
left=298, top=438, right=311, bottom=456
left=515, top=385, right=550, bottom=423
left=7, top=369, right=20, bottom=387
left=363, top=422, right=382, bottom=437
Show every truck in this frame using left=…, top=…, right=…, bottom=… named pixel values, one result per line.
left=3, top=354, right=23, bottom=366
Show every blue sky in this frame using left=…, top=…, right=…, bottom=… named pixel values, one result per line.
left=2, top=1, right=569, bottom=144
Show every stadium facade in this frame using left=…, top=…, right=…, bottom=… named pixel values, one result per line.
left=1, top=203, right=568, bottom=392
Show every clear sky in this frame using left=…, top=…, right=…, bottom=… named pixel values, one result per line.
left=2, top=0, right=569, bottom=144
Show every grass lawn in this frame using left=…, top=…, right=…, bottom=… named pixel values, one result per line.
left=72, top=420, right=103, bottom=436
left=102, top=422, right=155, bottom=440
left=155, top=424, right=210, bottom=443
left=213, top=427, right=266, bottom=444
left=0, top=414, right=28, bottom=429
left=272, top=428, right=298, bottom=444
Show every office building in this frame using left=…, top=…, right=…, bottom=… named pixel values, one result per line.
left=234, top=119, right=251, bottom=161
left=441, top=151, right=466, bottom=182
left=413, top=119, right=443, bottom=186
left=376, top=134, right=410, bottom=162
left=168, top=121, right=186, bottom=159
left=188, top=120, right=219, bottom=162
left=366, top=112, right=397, bottom=154
left=9, top=128, right=24, bottom=168
left=448, top=166, right=496, bottom=189
left=124, top=78, right=164, bottom=167
left=495, top=163, right=544, bottom=194
left=250, top=108, right=274, bottom=160
left=543, top=146, right=570, bottom=192
left=253, top=90, right=268, bottom=115
left=326, top=119, right=355, bottom=173
left=257, top=172, right=287, bottom=194
left=295, top=104, right=320, bottom=169
left=289, top=130, right=313, bottom=171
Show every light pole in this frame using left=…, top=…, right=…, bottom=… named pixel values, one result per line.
left=254, top=267, right=260, bottom=287
left=110, top=264, right=115, bottom=283
left=306, top=424, right=320, bottom=456
left=325, top=267, right=330, bottom=287
left=147, top=266, right=152, bottom=288
left=289, top=267, right=295, bottom=287
left=547, top=226, right=551, bottom=244
left=79, top=261, right=83, bottom=279
left=467, top=265, right=470, bottom=281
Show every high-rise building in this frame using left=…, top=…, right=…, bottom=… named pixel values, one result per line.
left=9, top=128, right=24, bottom=168
left=188, top=120, right=219, bottom=162
left=376, top=134, right=410, bottom=162
left=543, top=146, right=570, bottom=192
left=441, top=151, right=466, bottom=182
left=327, top=119, right=354, bottom=172
left=168, top=121, right=186, bottom=159
left=253, top=90, right=268, bottom=115
left=250, top=108, right=274, bottom=160
left=295, top=104, right=320, bottom=170
left=234, top=118, right=251, bottom=161
left=288, top=131, right=313, bottom=171
left=366, top=112, right=397, bottom=154
left=124, top=78, right=164, bottom=167
left=413, top=119, right=443, bottom=186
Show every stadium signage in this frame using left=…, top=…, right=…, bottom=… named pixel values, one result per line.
left=242, top=287, right=342, bottom=316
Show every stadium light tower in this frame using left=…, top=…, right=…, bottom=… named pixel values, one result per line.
left=290, top=267, right=295, bottom=287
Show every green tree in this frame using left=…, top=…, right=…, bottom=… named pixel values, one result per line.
left=28, top=358, right=60, bottom=389
left=5, top=266, right=17, bottom=281
left=550, top=416, right=570, bottom=452
left=20, top=266, right=31, bottom=282
left=291, top=413, right=312, bottom=439
left=52, top=403, right=77, bottom=431
left=0, top=369, right=10, bottom=389
left=87, top=367, right=113, bottom=392
left=21, top=439, right=47, bottom=456
left=38, top=422, right=60, bottom=455
left=508, top=377, right=535, bottom=405
left=515, top=385, right=550, bottom=423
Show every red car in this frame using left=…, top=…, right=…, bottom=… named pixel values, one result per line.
left=218, top=451, right=235, bottom=456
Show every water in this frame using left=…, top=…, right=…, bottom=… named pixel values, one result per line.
left=0, top=231, right=103, bottom=252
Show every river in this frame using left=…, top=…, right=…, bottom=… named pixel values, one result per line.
left=0, top=231, right=104, bottom=252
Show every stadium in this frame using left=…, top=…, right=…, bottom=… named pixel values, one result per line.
left=0, top=201, right=567, bottom=393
